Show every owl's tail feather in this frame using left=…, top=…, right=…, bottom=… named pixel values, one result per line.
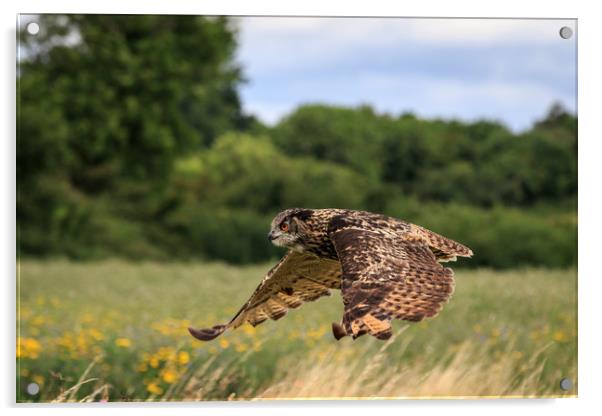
left=334, top=312, right=393, bottom=341
left=188, top=324, right=227, bottom=341
left=344, top=313, right=393, bottom=341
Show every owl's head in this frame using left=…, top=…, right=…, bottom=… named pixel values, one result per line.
left=267, top=208, right=315, bottom=250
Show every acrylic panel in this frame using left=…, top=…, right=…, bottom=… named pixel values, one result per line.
left=16, top=15, right=577, bottom=402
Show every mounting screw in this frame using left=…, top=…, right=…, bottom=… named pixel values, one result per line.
left=26, top=382, right=40, bottom=395
left=559, top=26, right=573, bottom=40
left=559, top=377, right=573, bottom=391
left=26, top=22, right=40, bottom=35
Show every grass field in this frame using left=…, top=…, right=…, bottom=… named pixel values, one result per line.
left=16, top=259, right=577, bottom=402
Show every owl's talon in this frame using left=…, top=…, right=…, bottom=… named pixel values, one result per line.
left=332, top=322, right=347, bottom=340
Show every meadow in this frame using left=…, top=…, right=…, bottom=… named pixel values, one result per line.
left=16, top=259, right=577, bottom=402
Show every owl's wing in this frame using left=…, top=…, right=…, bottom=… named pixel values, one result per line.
left=188, top=250, right=342, bottom=341
left=329, top=223, right=458, bottom=340
left=410, top=224, right=473, bottom=262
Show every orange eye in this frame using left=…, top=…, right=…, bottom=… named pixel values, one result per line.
left=280, top=222, right=289, bottom=232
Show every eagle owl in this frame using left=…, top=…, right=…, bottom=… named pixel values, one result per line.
left=188, top=208, right=472, bottom=341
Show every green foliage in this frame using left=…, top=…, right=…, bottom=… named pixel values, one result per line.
left=185, top=133, right=373, bottom=211
left=17, top=16, right=577, bottom=268
left=273, top=104, right=576, bottom=208
left=272, top=105, right=386, bottom=180
left=19, top=15, right=246, bottom=189
left=385, top=199, right=577, bottom=268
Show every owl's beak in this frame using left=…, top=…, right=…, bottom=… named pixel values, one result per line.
left=267, top=231, right=276, bottom=241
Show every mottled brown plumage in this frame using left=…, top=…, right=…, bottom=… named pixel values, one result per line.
left=188, top=208, right=472, bottom=342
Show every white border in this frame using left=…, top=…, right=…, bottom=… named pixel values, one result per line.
left=3, top=1, right=601, bottom=415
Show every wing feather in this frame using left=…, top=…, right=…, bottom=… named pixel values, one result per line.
left=329, top=223, right=457, bottom=340
left=410, top=224, right=473, bottom=261
left=188, top=250, right=342, bottom=341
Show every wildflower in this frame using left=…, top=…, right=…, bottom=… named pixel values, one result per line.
left=32, top=374, right=45, bottom=386
left=161, top=368, right=178, bottom=384
left=157, top=346, right=176, bottom=361
left=219, top=339, right=230, bottom=349
left=553, top=330, right=568, bottom=343
left=115, top=338, right=132, bottom=348
left=31, top=316, right=46, bottom=327
left=149, top=356, right=160, bottom=368
left=17, top=337, right=42, bottom=359
left=177, top=351, right=190, bottom=366
left=242, top=325, right=256, bottom=336
left=146, top=382, right=163, bottom=395
left=89, top=328, right=104, bottom=341
left=235, top=343, right=248, bottom=353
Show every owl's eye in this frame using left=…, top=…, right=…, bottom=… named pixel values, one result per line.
left=279, top=222, right=289, bottom=232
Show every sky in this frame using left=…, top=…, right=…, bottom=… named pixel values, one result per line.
left=234, top=17, right=577, bottom=132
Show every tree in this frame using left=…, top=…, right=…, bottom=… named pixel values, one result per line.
left=17, top=15, right=248, bottom=258
left=18, top=15, right=246, bottom=190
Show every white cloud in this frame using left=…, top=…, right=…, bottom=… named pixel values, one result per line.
left=235, top=17, right=576, bottom=73
left=241, top=72, right=575, bottom=131
left=235, top=16, right=576, bottom=131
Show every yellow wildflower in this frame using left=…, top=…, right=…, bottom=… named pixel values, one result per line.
left=242, top=325, right=256, bottom=336
left=235, top=343, right=248, bottom=353
left=553, top=330, right=568, bottom=343
left=89, top=328, right=104, bottom=341
left=147, top=382, right=163, bottom=395
left=18, top=337, right=42, bottom=359
left=177, top=351, right=190, bottom=366
left=115, top=338, right=132, bottom=348
left=31, top=316, right=46, bottom=327
left=161, top=368, right=178, bottom=384
left=157, top=346, right=176, bottom=361
left=149, top=356, right=160, bottom=368
left=32, top=374, right=45, bottom=386
left=219, top=339, right=230, bottom=349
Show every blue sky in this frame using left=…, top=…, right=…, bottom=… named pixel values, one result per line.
left=234, top=17, right=576, bottom=132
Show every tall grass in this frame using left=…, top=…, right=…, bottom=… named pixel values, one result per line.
left=16, top=260, right=577, bottom=401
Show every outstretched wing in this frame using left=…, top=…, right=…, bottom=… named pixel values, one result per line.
left=330, top=221, right=459, bottom=340
left=188, top=250, right=342, bottom=341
